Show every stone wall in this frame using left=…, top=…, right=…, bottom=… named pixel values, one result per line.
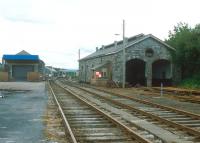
left=79, top=37, right=176, bottom=86
left=79, top=55, right=115, bottom=83
left=111, top=37, right=173, bottom=86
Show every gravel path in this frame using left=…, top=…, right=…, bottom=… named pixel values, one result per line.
left=43, top=84, right=69, bottom=143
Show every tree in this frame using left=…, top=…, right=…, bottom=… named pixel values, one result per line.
left=166, top=22, right=200, bottom=79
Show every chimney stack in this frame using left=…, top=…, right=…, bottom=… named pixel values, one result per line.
left=114, top=41, right=118, bottom=48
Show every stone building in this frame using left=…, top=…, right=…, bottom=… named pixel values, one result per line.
left=79, top=34, right=176, bottom=87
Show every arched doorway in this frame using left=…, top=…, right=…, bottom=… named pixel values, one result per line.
left=126, top=59, right=146, bottom=86
left=152, top=59, right=172, bottom=86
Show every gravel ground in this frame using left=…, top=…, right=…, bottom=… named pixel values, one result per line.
left=0, top=82, right=48, bottom=143
left=43, top=85, right=70, bottom=143
left=97, top=87, right=200, bottom=114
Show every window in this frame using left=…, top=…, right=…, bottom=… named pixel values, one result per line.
left=103, top=72, right=106, bottom=77
left=145, top=48, right=154, bottom=57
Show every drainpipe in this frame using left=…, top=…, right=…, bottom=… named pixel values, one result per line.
left=84, top=62, right=87, bottom=82
left=122, top=20, right=126, bottom=88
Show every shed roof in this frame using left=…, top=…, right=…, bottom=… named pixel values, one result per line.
left=3, top=50, right=39, bottom=61
left=80, top=34, right=175, bottom=61
left=3, top=55, right=39, bottom=61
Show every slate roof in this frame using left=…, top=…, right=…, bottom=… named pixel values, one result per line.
left=80, top=34, right=175, bottom=61
left=16, top=50, right=31, bottom=55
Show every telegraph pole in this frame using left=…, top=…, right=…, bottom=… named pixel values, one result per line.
left=122, top=20, right=126, bottom=88
left=78, top=49, right=80, bottom=82
left=78, top=49, right=80, bottom=60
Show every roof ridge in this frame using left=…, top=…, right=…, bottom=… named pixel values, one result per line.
left=103, top=33, right=145, bottom=49
left=79, top=34, right=175, bottom=61
left=16, top=50, right=31, bottom=55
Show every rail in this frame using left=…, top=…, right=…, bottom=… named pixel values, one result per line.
left=49, top=80, right=152, bottom=143
left=61, top=80, right=200, bottom=138
left=48, top=81, right=78, bottom=143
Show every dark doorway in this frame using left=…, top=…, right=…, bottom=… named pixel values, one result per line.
left=126, top=59, right=146, bottom=86
left=152, top=60, right=172, bottom=86
left=12, top=65, right=34, bottom=81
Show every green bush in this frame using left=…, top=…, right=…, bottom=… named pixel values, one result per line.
left=179, top=74, right=200, bottom=89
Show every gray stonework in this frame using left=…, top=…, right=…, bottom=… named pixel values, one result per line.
left=79, top=34, right=176, bottom=87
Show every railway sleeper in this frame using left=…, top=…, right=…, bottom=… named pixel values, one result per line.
left=63, top=110, right=97, bottom=113
left=154, top=113, right=180, bottom=116
left=62, top=107, right=89, bottom=110
left=75, top=132, right=127, bottom=137
left=159, top=114, right=186, bottom=118
left=174, top=120, right=200, bottom=124
left=73, top=128, right=126, bottom=135
left=67, top=115, right=103, bottom=119
left=70, top=123, right=115, bottom=128
left=168, top=117, right=192, bottom=121
left=69, top=120, right=110, bottom=124
left=182, top=123, right=200, bottom=127
left=67, top=117, right=105, bottom=121
left=76, top=136, right=132, bottom=142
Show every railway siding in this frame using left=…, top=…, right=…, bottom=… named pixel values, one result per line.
left=57, top=80, right=195, bottom=143
left=77, top=85, right=200, bottom=139
left=96, top=86, right=200, bottom=114
left=49, top=81, right=153, bottom=143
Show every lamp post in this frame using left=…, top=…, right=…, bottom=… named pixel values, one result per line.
left=122, top=20, right=126, bottom=88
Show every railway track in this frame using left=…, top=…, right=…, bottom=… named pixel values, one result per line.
left=142, top=87, right=200, bottom=104
left=152, top=87, right=200, bottom=96
left=59, top=79, right=200, bottom=142
left=48, top=81, right=162, bottom=143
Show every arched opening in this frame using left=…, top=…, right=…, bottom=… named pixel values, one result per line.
left=152, top=59, right=172, bottom=86
left=126, top=59, right=146, bottom=86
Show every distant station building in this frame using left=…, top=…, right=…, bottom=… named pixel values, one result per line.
left=45, top=66, right=58, bottom=77
left=58, top=69, right=77, bottom=79
left=79, top=34, right=178, bottom=87
left=45, top=67, right=78, bottom=79
left=2, top=50, right=45, bottom=81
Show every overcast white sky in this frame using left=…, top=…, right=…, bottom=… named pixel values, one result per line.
left=0, top=0, right=199, bottom=69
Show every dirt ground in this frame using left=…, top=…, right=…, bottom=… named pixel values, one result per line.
left=0, top=82, right=48, bottom=143
left=0, top=82, right=45, bottom=91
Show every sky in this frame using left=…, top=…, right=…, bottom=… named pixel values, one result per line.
left=0, top=0, right=199, bottom=69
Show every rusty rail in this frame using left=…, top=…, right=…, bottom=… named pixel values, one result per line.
left=83, top=83, right=200, bottom=120
left=48, top=81, right=78, bottom=143
left=54, top=81, right=152, bottom=143
left=62, top=81, right=200, bottom=138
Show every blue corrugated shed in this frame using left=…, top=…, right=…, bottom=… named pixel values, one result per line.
left=3, top=55, right=39, bottom=61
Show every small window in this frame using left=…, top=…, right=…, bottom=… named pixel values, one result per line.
left=145, top=48, right=154, bottom=57
left=103, top=72, right=107, bottom=77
